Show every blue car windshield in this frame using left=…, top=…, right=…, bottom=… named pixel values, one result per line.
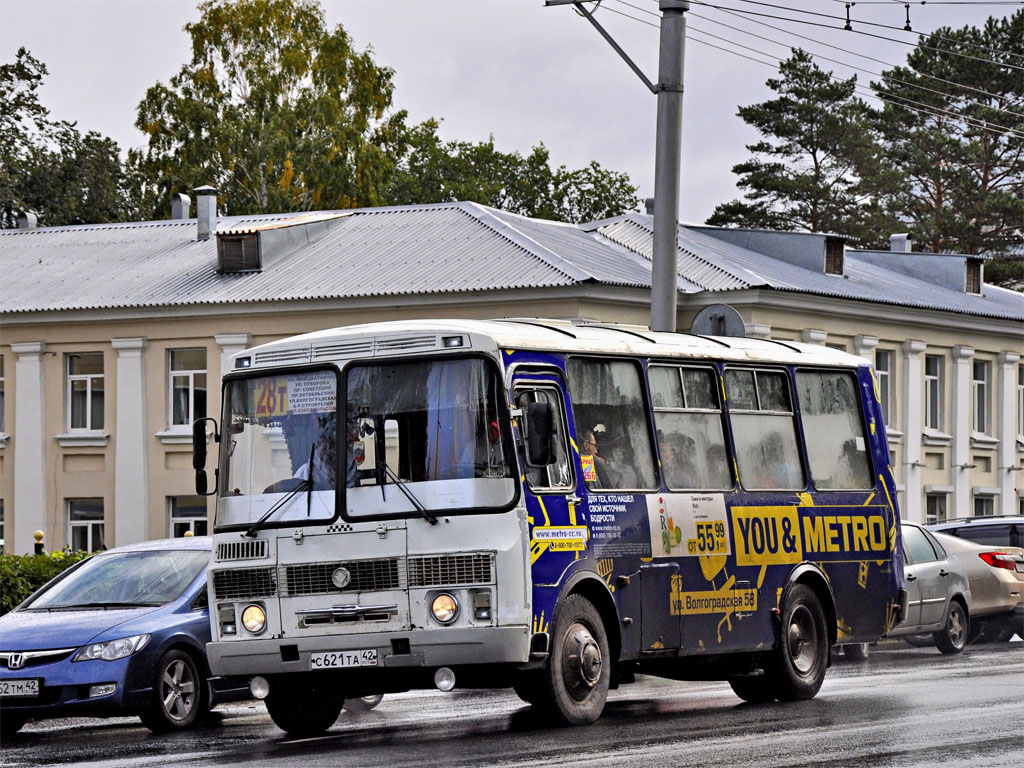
left=23, top=550, right=208, bottom=610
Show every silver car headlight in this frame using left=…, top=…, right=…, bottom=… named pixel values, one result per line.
left=73, top=634, right=151, bottom=662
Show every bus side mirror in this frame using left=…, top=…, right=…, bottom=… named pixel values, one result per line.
left=195, top=468, right=209, bottom=495
left=193, top=419, right=208, bottom=469
left=525, top=401, right=555, bottom=467
left=193, top=418, right=219, bottom=496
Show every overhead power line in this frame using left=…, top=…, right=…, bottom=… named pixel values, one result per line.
left=683, top=0, right=1024, bottom=71
left=598, top=3, right=1024, bottom=139
left=690, top=3, right=1024, bottom=106
left=606, top=0, right=1024, bottom=113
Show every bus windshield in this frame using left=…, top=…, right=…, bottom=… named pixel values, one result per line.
left=217, top=368, right=339, bottom=530
left=344, top=357, right=517, bottom=519
left=215, top=358, right=517, bottom=531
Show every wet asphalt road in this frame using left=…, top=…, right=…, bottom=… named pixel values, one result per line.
left=2, top=642, right=1022, bottom=768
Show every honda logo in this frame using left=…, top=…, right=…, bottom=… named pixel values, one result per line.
left=7, top=653, right=26, bottom=670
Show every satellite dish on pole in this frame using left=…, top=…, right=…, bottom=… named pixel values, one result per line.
left=689, top=304, right=746, bottom=337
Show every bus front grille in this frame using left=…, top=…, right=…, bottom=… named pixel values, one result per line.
left=212, top=567, right=277, bottom=600
left=283, top=558, right=402, bottom=596
left=408, top=553, right=494, bottom=587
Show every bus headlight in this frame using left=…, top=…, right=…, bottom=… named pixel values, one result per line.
left=241, top=604, right=267, bottom=634
left=431, top=593, right=459, bottom=624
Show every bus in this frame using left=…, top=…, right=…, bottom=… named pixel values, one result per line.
left=194, top=318, right=906, bottom=734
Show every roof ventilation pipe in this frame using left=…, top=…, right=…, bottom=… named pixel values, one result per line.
left=15, top=212, right=38, bottom=229
left=889, top=233, right=913, bottom=252
left=171, top=193, right=191, bottom=220
left=645, top=197, right=655, bottom=215
left=194, top=185, right=218, bottom=241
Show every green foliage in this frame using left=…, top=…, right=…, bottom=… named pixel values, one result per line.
left=707, top=50, right=894, bottom=243
left=0, top=549, right=92, bottom=615
left=984, top=256, right=1024, bottom=290
left=133, top=0, right=408, bottom=217
left=0, top=48, right=138, bottom=228
left=868, top=10, right=1024, bottom=254
left=385, top=120, right=639, bottom=223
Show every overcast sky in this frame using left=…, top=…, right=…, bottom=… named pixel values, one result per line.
left=0, top=0, right=1011, bottom=223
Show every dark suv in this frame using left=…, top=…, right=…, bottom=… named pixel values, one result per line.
left=929, top=516, right=1024, bottom=548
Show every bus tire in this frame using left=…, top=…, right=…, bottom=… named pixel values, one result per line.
left=265, top=678, right=344, bottom=736
left=537, top=594, right=611, bottom=726
left=728, top=675, right=776, bottom=703
left=769, top=584, right=828, bottom=701
left=934, top=601, right=968, bottom=655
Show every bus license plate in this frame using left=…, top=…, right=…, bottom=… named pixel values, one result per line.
left=0, top=679, right=40, bottom=698
left=310, top=650, right=377, bottom=670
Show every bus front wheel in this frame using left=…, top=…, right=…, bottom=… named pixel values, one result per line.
left=769, top=584, right=828, bottom=701
left=265, top=678, right=344, bottom=736
left=537, top=594, right=611, bottom=726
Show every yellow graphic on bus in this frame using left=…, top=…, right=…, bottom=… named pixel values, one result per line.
left=731, top=507, right=802, bottom=566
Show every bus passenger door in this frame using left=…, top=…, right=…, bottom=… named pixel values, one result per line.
left=513, top=375, right=586, bottom=592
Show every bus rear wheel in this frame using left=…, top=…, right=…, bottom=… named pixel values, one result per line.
left=265, top=678, right=344, bottom=736
left=728, top=674, right=776, bottom=703
left=536, top=594, right=611, bottom=726
left=768, top=584, right=828, bottom=701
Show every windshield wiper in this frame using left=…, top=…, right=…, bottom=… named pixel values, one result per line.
left=245, top=476, right=314, bottom=539
left=378, top=460, right=436, bottom=525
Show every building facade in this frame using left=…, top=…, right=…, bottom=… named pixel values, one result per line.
left=1, top=201, right=1021, bottom=553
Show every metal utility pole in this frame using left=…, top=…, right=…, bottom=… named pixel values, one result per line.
left=651, top=1, right=687, bottom=333
left=546, top=0, right=689, bottom=332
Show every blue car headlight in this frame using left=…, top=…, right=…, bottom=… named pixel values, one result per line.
left=73, top=634, right=151, bottom=662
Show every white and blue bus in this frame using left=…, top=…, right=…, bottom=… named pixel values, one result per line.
left=195, top=319, right=906, bottom=734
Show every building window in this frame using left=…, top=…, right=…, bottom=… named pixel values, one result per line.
left=169, top=496, right=208, bottom=537
left=0, top=500, right=4, bottom=554
left=924, top=354, right=943, bottom=431
left=973, top=360, right=989, bottom=434
left=67, top=353, right=104, bottom=431
left=875, top=350, right=892, bottom=427
left=68, top=499, right=105, bottom=552
left=169, top=349, right=207, bottom=428
left=0, top=354, right=5, bottom=433
left=973, top=495, right=995, bottom=517
left=925, top=494, right=947, bottom=525
left=965, top=261, right=981, bottom=294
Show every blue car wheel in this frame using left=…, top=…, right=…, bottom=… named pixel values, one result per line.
left=139, top=649, right=206, bottom=732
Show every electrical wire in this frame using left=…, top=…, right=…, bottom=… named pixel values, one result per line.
left=682, top=10, right=1024, bottom=119
left=684, top=0, right=1024, bottom=71
left=610, top=0, right=1024, bottom=117
left=597, top=3, right=1024, bottom=139
left=689, top=3, right=1024, bottom=105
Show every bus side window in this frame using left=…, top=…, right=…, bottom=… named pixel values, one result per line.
left=795, top=370, right=873, bottom=490
left=566, top=358, right=658, bottom=491
left=649, top=365, right=732, bottom=490
left=516, top=387, right=573, bottom=492
left=725, top=368, right=805, bottom=491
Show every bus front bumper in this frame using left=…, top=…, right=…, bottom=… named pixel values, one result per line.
left=206, top=626, right=530, bottom=677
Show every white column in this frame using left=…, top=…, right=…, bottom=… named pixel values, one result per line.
left=853, top=335, right=878, bottom=363
left=112, top=337, right=148, bottom=546
left=902, top=340, right=926, bottom=522
left=801, top=329, right=828, bottom=345
left=950, top=345, right=975, bottom=519
left=216, top=333, right=253, bottom=377
left=11, top=342, right=47, bottom=555
left=997, top=351, right=1021, bottom=515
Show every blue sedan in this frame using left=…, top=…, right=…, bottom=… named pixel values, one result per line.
left=0, top=536, right=248, bottom=737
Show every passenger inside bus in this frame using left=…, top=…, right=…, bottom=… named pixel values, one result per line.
left=581, top=429, right=613, bottom=488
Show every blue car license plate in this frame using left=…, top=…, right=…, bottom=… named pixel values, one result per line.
left=0, top=679, right=40, bottom=697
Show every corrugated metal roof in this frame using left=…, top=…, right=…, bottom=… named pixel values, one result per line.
left=2, top=201, right=1020, bottom=322
left=596, top=215, right=1023, bottom=321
